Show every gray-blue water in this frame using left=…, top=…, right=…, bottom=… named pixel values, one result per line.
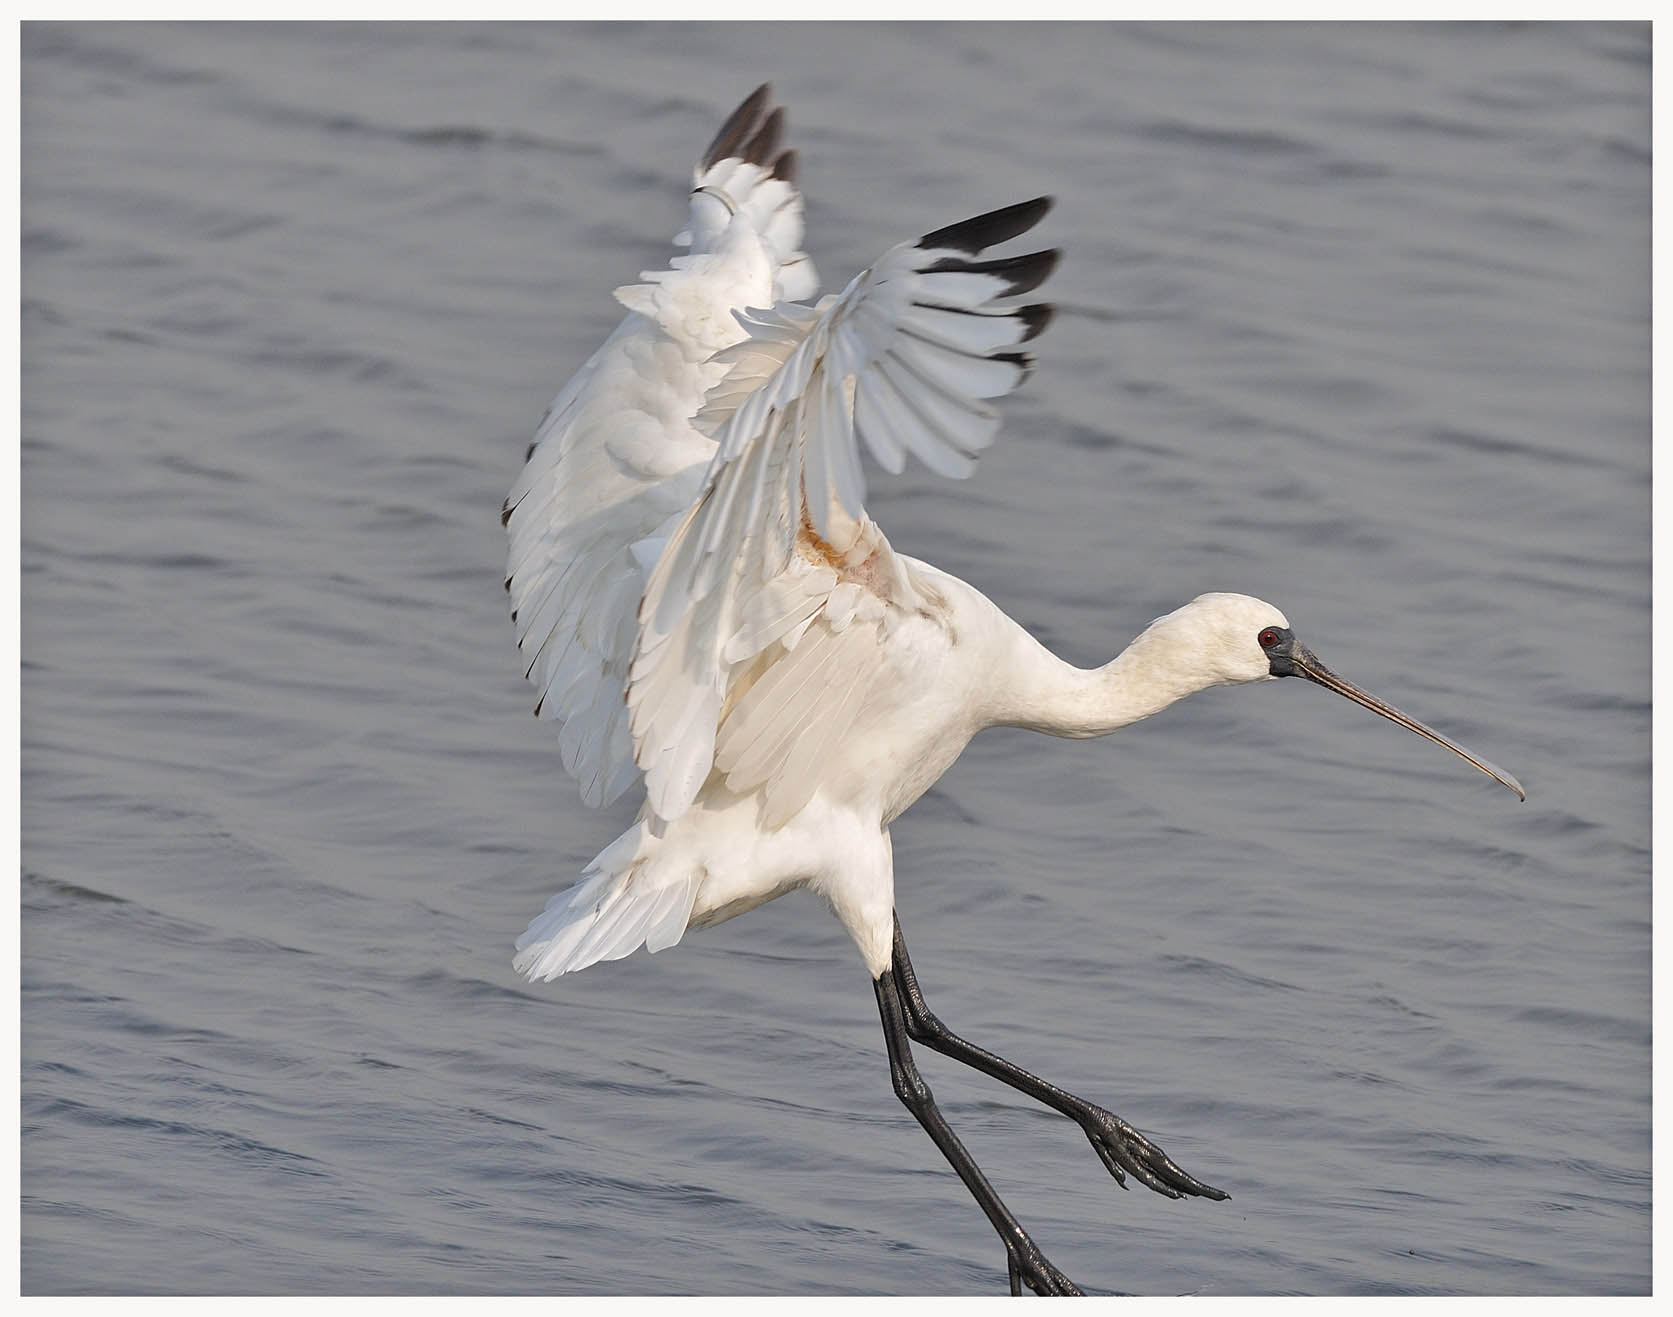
left=21, top=21, right=1648, bottom=1295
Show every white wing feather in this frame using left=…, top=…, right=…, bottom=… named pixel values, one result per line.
left=629, top=198, right=1059, bottom=823
left=503, top=86, right=815, bottom=807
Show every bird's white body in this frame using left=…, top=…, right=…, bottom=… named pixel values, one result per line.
left=515, top=525, right=1285, bottom=979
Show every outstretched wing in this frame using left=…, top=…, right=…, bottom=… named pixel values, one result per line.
left=503, top=85, right=816, bottom=808
left=629, top=198, right=1058, bottom=822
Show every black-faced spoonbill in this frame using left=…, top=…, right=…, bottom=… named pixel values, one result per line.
left=502, top=85, right=1524, bottom=1296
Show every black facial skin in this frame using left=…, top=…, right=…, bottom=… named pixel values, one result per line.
left=1257, top=625, right=1297, bottom=677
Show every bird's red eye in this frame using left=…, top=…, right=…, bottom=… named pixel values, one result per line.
left=1259, top=629, right=1279, bottom=649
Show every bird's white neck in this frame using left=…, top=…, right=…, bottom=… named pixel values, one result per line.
left=986, top=608, right=1240, bottom=739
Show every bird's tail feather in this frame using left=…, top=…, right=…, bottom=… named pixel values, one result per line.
left=513, top=821, right=698, bottom=980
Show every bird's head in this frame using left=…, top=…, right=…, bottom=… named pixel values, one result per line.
left=1142, top=592, right=1525, bottom=800
left=1142, top=592, right=1293, bottom=686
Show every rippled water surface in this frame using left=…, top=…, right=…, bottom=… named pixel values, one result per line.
left=21, top=21, right=1649, bottom=1295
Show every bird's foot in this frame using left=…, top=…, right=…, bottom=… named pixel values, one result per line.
left=1006, top=1242, right=1083, bottom=1296
left=1079, top=1106, right=1228, bottom=1202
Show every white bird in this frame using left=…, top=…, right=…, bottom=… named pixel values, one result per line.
left=502, top=86, right=1525, bottom=1296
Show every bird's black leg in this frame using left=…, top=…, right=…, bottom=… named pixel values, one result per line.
left=891, top=916, right=1228, bottom=1203
left=874, top=970, right=1081, bottom=1296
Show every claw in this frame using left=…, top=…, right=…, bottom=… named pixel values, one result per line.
left=1088, top=1138, right=1131, bottom=1190
left=1006, top=1243, right=1083, bottom=1296
left=1081, top=1106, right=1228, bottom=1202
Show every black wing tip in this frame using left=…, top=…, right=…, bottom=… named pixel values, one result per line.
left=743, top=105, right=786, bottom=168
left=771, top=148, right=799, bottom=186
left=1017, top=302, right=1054, bottom=341
left=700, top=83, right=774, bottom=172
left=1002, top=248, right=1061, bottom=297
left=922, top=247, right=1061, bottom=298
left=1003, top=350, right=1036, bottom=387
left=901, top=299, right=1056, bottom=345
left=916, top=196, right=1055, bottom=255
